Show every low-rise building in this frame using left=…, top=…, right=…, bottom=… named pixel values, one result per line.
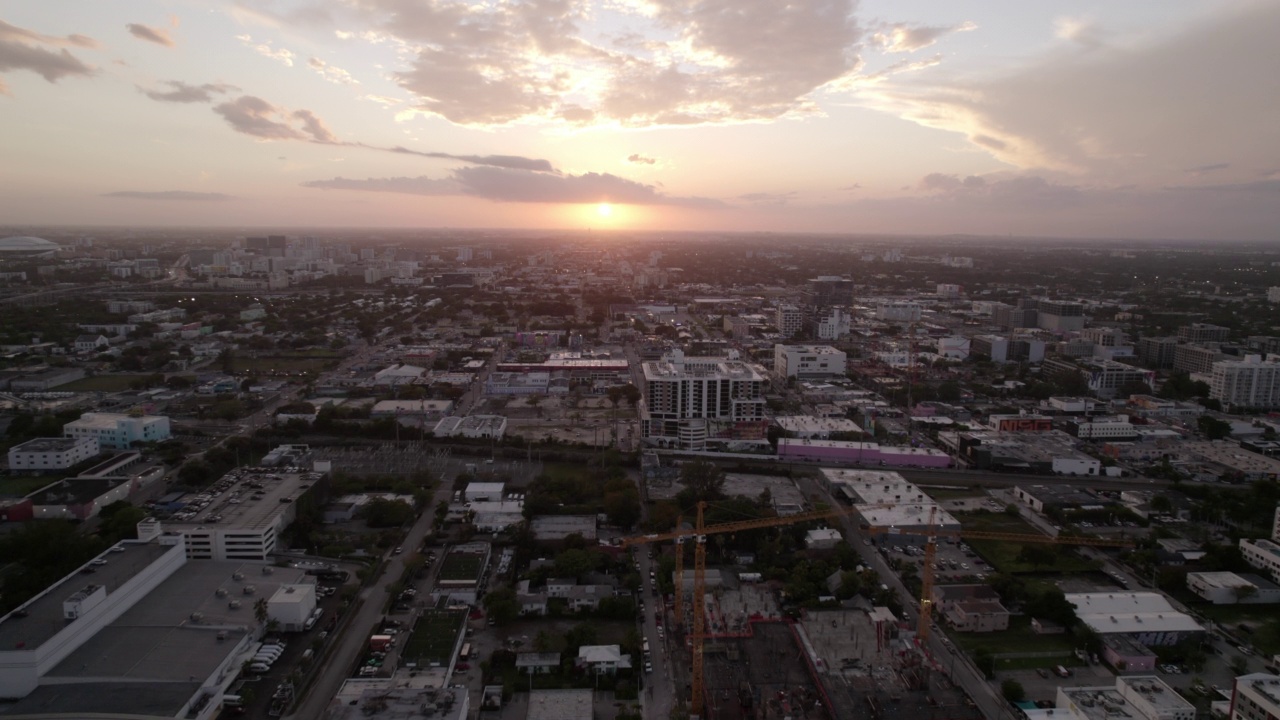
left=1240, top=539, right=1280, bottom=583
left=576, top=645, right=630, bottom=674
left=7, top=437, right=99, bottom=472
left=1186, top=571, right=1280, bottom=605
left=1064, top=592, right=1203, bottom=646
left=1231, top=673, right=1280, bottom=720
left=63, top=412, right=171, bottom=449
left=773, top=344, right=847, bottom=379
left=433, top=415, right=507, bottom=440
left=1056, top=676, right=1194, bottom=720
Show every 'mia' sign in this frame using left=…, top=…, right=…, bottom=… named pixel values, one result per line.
left=995, top=418, right=1052, bottom=432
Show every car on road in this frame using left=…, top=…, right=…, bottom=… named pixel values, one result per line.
left=393, top=547, right=403, bottom=555
left=1036, top=668, right=1050, bottom=678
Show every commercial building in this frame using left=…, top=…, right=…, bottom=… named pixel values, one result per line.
left=1231, top=673, right=1280, bottom=720
left=530, top=515, right=597, bottom=542
left=640, top=351, right=767, bottom=450
left=0, top=535, right=312, bottom=718
left=10, top=368, right=86, bottom=391
left=773, top=415, right=863, bottom=439
left=1064, top=592, right=1203, bottom=646
left=527, top=689, right=593, bottom=720
left=1055, top=676, right=1194, bottom=720
left=1186, top=571, right=1280, bottom=605
left=773, top=344, right=847, bottom=379
left=776, top=438, right=951, bottom=467
left=876, top=301, right=922, bottom=323
left=7, top=437, right=99, bottom=472
left=1036, top=300, right=1086, bottom=332
left=158, top=468, right=323, bottom=561
left=1240, top=539, right=1280, bottom=582
left=1210, top=356, right=1280, bottom=409
left=266, top=583, right=318, bottom=631
left=931, top=585, right=1010, bottom=632
left=369, top=399, right=454, bottom=420
left=63, top=412, right=171, bottom=449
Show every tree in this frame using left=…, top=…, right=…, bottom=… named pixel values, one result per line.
left=1197, top=414, right=1232, bottom=440
left=677, top=461, right=725, bottom=505
left=1001, top=679, right=1026, bottom=703
left=553, top=548, right=599, bottom=580
left=483, top=587, right=519, bottom=626
left=364, top=498, right=415, bottom=528
left=604, top=487, right=641, bottom=529
left=1017, top=544, right=1058, bottom=569
left=98, top=501, right=147, bottom=542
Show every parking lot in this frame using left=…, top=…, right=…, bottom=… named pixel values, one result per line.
left=880, top=539, right=994, bottom=584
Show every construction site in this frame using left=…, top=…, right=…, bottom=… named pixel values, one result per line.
left=694, top=597, right=983, bottom=720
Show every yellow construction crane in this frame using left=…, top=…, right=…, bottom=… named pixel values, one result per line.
left=622, top=501, right=1134, bottom=718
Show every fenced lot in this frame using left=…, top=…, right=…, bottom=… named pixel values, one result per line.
left=403, top=608, right=467, bottom=666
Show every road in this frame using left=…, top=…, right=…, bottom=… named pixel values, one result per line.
left=634, top=549, right=675, bottom=719
left=286, top=507, right=439, bottom=720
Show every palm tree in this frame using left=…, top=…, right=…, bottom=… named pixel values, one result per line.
left=253, top=598, right=269, bottom=624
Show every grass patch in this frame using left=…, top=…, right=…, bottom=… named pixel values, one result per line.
left=952, top=614, right=1080, bottom=661
left=0, top=475, right=61, bottom=497
left=403, top=608, right=466, bottom=666
left=958, top=511, right=1100, bottom=575
left=437, top=551, right=485, bottom=583
left=58, top=375, right=144, bottom=392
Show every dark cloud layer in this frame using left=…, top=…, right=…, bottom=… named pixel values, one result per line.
left=303, top=167, right=722, bottom=207
left=389, top=147, right=556, bottom=172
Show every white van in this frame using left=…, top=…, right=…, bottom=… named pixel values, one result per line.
left=248, top=663, right=270, bottom=673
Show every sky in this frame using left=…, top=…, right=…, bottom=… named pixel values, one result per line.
left=0, top=0, right=1277, bottom=239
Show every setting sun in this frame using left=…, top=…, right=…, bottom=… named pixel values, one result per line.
left=596, top=203, right=613, bottom=218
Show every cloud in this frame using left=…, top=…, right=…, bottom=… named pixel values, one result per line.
left=363, top=94, right=402, bottom=106
left=103, top=190, right=234, bottom=201
left=862, top=3, right=1280, bottom=185
left=872, top=21, right=976, bottom=53
left=1166, top=179, right=1280, bottom=194
left=0, top=20, right=97, bottom=49
left=738, top=191, right=797, bottom=206
left=388, top=147, right=556, bottom=172
left=627, top=154, right=657, bottom=165
left=126, top=23, right=175, bottom=47
left=347, top=0, right=864, bottom=127
left=212, top=95, right=339, bottom=143
left=1184, top=162, right=1229, bottom=176
left=236, top=35, right=294, bottom=66
left=309, top=56, right=357, bottom=85
left=1053, top=16, right=1105, bottom=49
left=140, top=80, right=237, bottom=103
left=303, top=166, right=722, bottom=207
left=301, top=175, right=460, bottom=196
left=0, top=20, right=95, bottom=88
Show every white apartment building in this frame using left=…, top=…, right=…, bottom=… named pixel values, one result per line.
left=63, top=413, right=171, bottom=449
left=640, top=352, right=767, bottom=450
left=1268, top=287, right=1280, bottom=304
left=1210, top=356, right=1280, bottom=409
left=1073, top=417, right=1137, bottom=440
left=876, top=301, right=922, bottom=323
left=774, top=344, right=847, bottom=379
left=7, top=436, right=99, bottom=471
left=1240, top=539, right=1280, bottom=582
left=816, top=308, right=851, bottom=340
left=1233, top=673, right=1280, bottom=720
left=776, top=304, right=804, bottom=337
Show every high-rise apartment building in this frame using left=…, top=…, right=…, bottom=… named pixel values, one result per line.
left=1210, top=355, right=1280, bottom=409
left=776, top=304, right=804, bottom=337
left=640, top=351, right=767, bottom=450
left=1137, top=336, right=1179, bottom=369
left=1178, top=323, right=1230, bottom=343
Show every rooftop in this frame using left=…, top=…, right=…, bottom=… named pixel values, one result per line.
left=1061, top=676, right=1194, bottom=720
left=526, top=689, right=593, bottom=720
left=0, top=541, right=175, bottom=652
left=1065, top=592, right=1203, bottom=635
left=8, top=437, right=90, bottom=453
left=163, top=468, right=319, bottom=531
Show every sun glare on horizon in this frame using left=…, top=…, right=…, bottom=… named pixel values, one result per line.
left=596, top=202, right=613, bottom=218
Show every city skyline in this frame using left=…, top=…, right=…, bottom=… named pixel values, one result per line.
left=1, top=0, right=1277, bottom=239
